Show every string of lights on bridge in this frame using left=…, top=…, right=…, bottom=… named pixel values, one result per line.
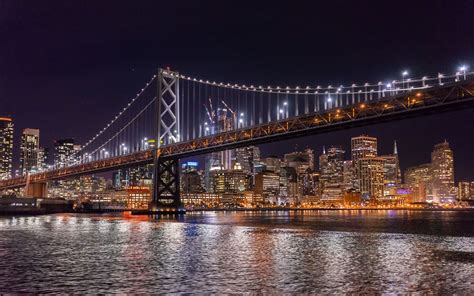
left=65, top=64, right=471, bottom=169
left=78, top=74, right=157, bottom=152
left=173, top=66, right=471, bottom=94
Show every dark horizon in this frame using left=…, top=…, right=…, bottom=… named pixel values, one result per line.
left=1, top=1, right=473, bottom=181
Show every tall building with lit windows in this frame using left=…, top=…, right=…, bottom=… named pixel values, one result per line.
left=235, top=146, right=260, bottom=175
left=431, top=141, right=454, bottom=203
left=405, top=163, right=432, bottom=202
left=20, top=128, right=40, bottom=175
left=319, top=146, right=345, bottom=200
left=351, top=135, right=377, bottom=190
left=381, top=141, right=402, bottom=197
left=54, top=138, right=75, bottom=168
left=358, top=157, right=385, bottom=200
left=0, top=117, right=14, bottom=179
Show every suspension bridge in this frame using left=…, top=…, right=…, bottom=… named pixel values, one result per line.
left=1, top=67, right=473, bottom=211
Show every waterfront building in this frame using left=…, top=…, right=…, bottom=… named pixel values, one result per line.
left=431, top=141, right=454, bottom=203
left=255, top=170, right=280, bottom=204
left=126, top=186, right=151, bottom=209
left=357, top=157, right=385, bottom=200
left=20, top=128, right=40, bottom=175
left=0, top=117, right=14, bottom=179
left=210, top=168, right=247, bottom=195
left=457, top=181, right=474, bottom=201
left=54, top=138, right=75, bottom=168
left=404, top=163, right=432, bottom=202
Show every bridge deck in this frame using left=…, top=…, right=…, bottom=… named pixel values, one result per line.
left=1, top=79, right=473, bottom=190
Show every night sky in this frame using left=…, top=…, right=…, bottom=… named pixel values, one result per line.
left=1, top=1, right=473, bottom=181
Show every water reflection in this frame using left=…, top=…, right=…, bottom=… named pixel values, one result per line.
left=0, top=210, right=472, bottom=293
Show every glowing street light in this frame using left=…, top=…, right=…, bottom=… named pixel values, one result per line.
left=402, top=70, right=409, bottom=89
left=459, top=65, right=468, bottom=80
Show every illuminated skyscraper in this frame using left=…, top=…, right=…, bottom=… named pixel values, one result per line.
left=0, top=117, right=14, bottom=179
left=358, top=157, right=384, bottom=200
left=351, top=135, right=377, bottom=164
left=319, top=146, right=345, bottom=200
left=54, top=138, right=75, bottom=168
left=351, top=135, right=377, bottom=190
left=235, top=146, right=260, bottom=175
left=343, top=160, right=356, bottom=191
left=20, top=128, right=40, bottom=175
left=381, top=141, right=402, bottom=197
left=404, top=163, right=432, bottom=202
left=457, top=181, right=472, bottom=201
left=431, top=141, right=454, bottom=203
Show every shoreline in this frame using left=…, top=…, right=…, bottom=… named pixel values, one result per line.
left=187, top=207, right=474, bottom=212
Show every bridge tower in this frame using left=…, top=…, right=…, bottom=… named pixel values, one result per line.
left=151, top=68, right=182, bottom=211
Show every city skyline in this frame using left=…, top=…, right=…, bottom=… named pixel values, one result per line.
left=1, top=114, right=473, bottom=184
left=1, top=1, right=474, bottom=182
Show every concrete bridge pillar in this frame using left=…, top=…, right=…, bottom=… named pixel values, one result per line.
left=25, top=182, right=48, bottom=198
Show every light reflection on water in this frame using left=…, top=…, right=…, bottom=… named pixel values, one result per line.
left=0, top=210, right=473, bottom=294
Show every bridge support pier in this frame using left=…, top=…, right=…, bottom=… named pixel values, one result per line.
left=25, top=182, right=48, bottom=198
left=150, top=157, right=182, bottom=211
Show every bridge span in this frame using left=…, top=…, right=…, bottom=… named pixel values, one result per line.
left=1, top=78, right=473, bottom=191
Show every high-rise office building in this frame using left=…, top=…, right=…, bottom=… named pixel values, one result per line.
left=382, top=141, right=401, bottom=185
left=235, top=146, right=260, bottom=175
left=284, top=148, right=314, bottom=174
left=0, top=117, right=14, bottom=179
left=358, top=157, right=385, bottom=200
left=381, top=141, right=402, bottom=197
left=351, top=135, right=377, bottom=164
left=37, top=147, right=50, bottom=172
left=20, top=128, right=40, bottom=175
left=431, top=141, right=454, bottom=202
left=343, top=160, right=356, bottom=191
left=54, top=138, right=75, bottom=168
left=351, top=135, right=377, bottom=190
left=404, top=163, right=432, bottom=202
left=457, top=181, right=473, bottom=201
left=255, top=170, right=280, bottom=203
left=319, top=146, right=345, bottom=200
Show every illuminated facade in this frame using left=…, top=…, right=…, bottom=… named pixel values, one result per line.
left=54, top=138, right=75, bottom=168
left=126, top=186, right=151, bottom=209
left=319, top=146, right=345, bottom=200
left=20, top=128, right=40, bottom=175
left=255, top=170, right=280, bottom=203
left=358, top=157, right=384, bottom=200
left=343, top=160, right=356, bottom=191
left=351, top=135, right=377, bottom=190
left=431, top=141, right=454, bottom=202
left=0, top=117, right=14, bottom=179
left=404, top=163, right=432, bottom=202
left=457, top=181, right=472, bottom=200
